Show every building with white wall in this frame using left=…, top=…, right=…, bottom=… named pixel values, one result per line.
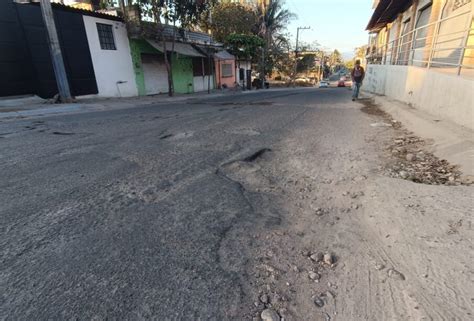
left=364, top=0, right=474, bottom=129
left=82, top=15, right=138, bottom=97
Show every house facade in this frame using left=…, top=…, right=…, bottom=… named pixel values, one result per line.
left=0, top=0, right=139, bottom=98
left=1, top=0, right=101, bottom=98
left=215, top=50, right=237, bottom=88
left=1, top=1, right=244, bottom=99
left=128, top=21, right=225, bottom=95
left=129, top=38, right=211, bottom=95
left=83, top=15, right=138, bottom=97
left=364, top=0, right=473, bottom=129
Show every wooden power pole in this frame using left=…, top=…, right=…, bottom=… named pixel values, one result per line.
left=40, top=0, right=72, bottom=102
left=294, top=26, right=310, bottom=81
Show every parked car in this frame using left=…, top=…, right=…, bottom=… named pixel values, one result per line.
left=319, top=80, right=329, bottom=88
left=295, top=77, right=310, bottom=83
left=295, top=77, right=315, bottom=87
left=337, top=76, right=346, bottom=87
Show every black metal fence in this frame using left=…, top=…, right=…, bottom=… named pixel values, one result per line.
left=0, top=0, right=98, bottom=98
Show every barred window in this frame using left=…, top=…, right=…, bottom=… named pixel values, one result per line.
left=453, top=0, right=471, bottom=11
left=222, top=63, right=233, bottom=78
left=96, top=23, right=116, bottom=50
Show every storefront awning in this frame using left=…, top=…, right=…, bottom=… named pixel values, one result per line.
left=214, top=50, right=235, bottom=61
left=366, top=0, right=413, bottom=31
left=146, top=39, right=205, bottom=57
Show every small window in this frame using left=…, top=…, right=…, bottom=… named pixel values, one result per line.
left=222, top=63, right=233, bottom=77
left=96, top=23, right=116, bottom=50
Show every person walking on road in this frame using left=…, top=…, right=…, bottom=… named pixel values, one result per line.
left=351, top=60, right=365, bottom=101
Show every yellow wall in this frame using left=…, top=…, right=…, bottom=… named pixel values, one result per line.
left=463, top=18, right=474, bottom=67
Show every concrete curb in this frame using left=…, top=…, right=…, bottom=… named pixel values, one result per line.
left=0, top=88, right=300, bottom=120
left=0, top=95, right=45, bottom=107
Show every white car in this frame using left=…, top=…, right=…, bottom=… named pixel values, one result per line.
left=295, top=77, right=310, bottom=83
left=319, top=80, right=329, bottom=88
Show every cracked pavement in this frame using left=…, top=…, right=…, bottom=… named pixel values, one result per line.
left=1, top=88, right=472, bottom=320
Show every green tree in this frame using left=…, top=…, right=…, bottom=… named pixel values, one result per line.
left=355, top=45, right=367, bottom=60
left=329, top=49, right=342, bottom=68
left=257, top=0, right=295, bottom=80
left=297, top=53, right=321, bottom=74
left=346, top=45, right=368, bottom=70
left=225, top=33, right=265, bottom=63
left=268, top=33, right=293, bottom=78
left=345, top=60, right=355, bottom=70
left=297, top=40, right=321, bottom=52
left=202, top=3, right=258, bottom=43
left=99, top=0, right=113, bottom=10
left=257, top=0, right=295, bottom=40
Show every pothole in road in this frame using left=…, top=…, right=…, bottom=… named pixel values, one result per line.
left=219, top=148, right=274, bottom=191
left=160, top=131, right=194, bottom=140
left=359, top=99, right=471, bottom=186
left=0, top=132, right=12, bottom=138
left=243, top=148, right=272, bottom=163
left=160, top=134, right=173, bottom=140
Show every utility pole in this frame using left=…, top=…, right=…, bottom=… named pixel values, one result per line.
left=261, top=46, right=265, bottom=89
left=40, top=0, right=72, bottom=102
left=207, top=11, right=212, bottom=94
left=207, top=39, right=212, bottom=94
left=293, top=26, right=310, bottom=83
left=259, top=0, right=272, bottom=90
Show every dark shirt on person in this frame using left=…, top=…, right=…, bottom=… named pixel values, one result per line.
left=351, top=66, right=365, bottom=84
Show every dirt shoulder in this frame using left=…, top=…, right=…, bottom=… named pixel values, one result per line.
left=220, top=98, right=473, bottom=320
left=369, top=95, right=474, bottom=177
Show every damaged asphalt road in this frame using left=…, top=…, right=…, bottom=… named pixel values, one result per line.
left=1, top=88, right=472, bottom=320
left=0, top=89, right=317, bottom=320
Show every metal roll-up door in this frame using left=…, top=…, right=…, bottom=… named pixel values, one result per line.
left=141, top=53, right=168, bottom=95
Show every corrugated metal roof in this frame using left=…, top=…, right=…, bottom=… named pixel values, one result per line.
left=24, top=1, right=123, bottom=22
left=214, top=50, right=235, bottom=60
left=146, top=40, right=205, bottom=57
left=140, top=22, right=222, bottom=46
left=366, top=0, right=413, bottom=31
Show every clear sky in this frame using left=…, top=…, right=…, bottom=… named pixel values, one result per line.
left=286, top=0, right=374, bottom=55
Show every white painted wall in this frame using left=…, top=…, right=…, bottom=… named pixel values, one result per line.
left=363, top=64, right=387, bottom=95
left=193, top=76, right=214, bottom=92
left=363, top=64, right=474, bottom=130
left=82, top=16, right=137, bottom=97
left=236, top=61, right=252, bottom=85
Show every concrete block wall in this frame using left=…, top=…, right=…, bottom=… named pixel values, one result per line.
left=363, top=64, right=474, bottom=130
